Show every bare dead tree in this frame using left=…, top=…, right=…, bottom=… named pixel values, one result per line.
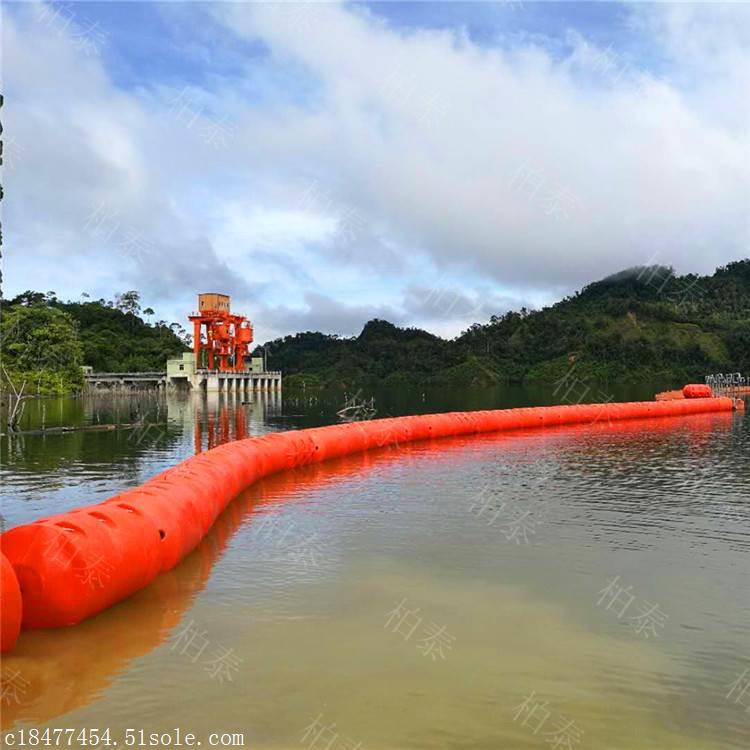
left=1, top=365, right=29, bottom=433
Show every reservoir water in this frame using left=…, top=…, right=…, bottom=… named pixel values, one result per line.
left=2, top=388, right=749, bottom=749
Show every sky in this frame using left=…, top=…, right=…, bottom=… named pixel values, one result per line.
left=3, top=1, right=749, bottom=342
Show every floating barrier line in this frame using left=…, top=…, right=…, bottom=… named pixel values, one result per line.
left=0, top=394, right=743, bottom=652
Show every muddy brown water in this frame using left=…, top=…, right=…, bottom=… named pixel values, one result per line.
left=1, top=388, right=749, bottom=748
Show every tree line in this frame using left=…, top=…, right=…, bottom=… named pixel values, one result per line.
left=1, top=290, right=189, bottom=395
left=261, top=260, right=750, bottom=391
left=2, top=259, right=748, bottom=396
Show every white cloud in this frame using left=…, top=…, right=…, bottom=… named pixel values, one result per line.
left=218, top=1, right=748, bottom=284
left=4, top=1, right=748, bottom=341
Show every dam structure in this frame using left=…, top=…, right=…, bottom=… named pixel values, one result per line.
left=84, top=294, right=281, bottom=393
left=166, top=351, right=282, bottom=394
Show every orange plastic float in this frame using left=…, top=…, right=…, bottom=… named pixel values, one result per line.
left=655, top=389, right=685, bottom=401
left=683, top=383, right=714, bottom=399
left=1, top=552, right=22, bottom=653
left=0, top=394, right=742, bottom=649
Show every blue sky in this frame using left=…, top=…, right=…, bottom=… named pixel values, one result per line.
left=18, top=2, right=648, bottom=93
left=4, top=2, right=749, bottom=341
left=366, top=1, right=628, bottom=44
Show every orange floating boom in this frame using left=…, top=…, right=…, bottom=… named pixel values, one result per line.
left=0, top=553, right=22, bottom=653
left=0, top=396, right=743, bottom=651
left=683, top=383, right=714, bottom=399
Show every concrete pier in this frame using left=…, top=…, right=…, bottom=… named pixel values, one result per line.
left=85, top=362, right=282, bottom=394
left=165, top=353, right=281, bottom=393
left=191, top=370, right=282, bottom=393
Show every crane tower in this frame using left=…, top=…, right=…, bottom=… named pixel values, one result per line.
left=188, top=293, right=254, bottom=372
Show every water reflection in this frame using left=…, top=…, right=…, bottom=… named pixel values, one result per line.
left=1, top=390, right=748, bottom=748
left=1, top=437, right=492, bottom=730
left=1, top=447, right=300, bottom=730
left=1, top=392, right=283, bottom=527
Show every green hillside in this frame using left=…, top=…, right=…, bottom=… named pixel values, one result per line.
left=3, top=261, right=747, bottom=396
left=261, top=260, right=750, bottom=390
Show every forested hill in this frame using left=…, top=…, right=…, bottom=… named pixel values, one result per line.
left=54, top=296, right=190, bottom=372
left=3, top=261, right=747, bottom=395
left=1, top=291, right=189, bottom=394
left=259, top=260, right=750, bottom=389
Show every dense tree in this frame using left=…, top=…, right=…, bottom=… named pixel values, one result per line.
left=1, top=304, right=84, bottom=394
left=4, top=260, right=748, bottom=395
left=258, top=260, right=750, bottom=389
left=10, top=290, right=46, bottom=306
left=1, top=293, right=189, bottom=391
left=115, top=290, right=141, bottom=316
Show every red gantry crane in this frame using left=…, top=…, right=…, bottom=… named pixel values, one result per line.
left=188, top=293, right=254, bottom=372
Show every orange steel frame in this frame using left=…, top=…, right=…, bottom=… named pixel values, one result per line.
left=188, top=309, right=254, bottom=372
